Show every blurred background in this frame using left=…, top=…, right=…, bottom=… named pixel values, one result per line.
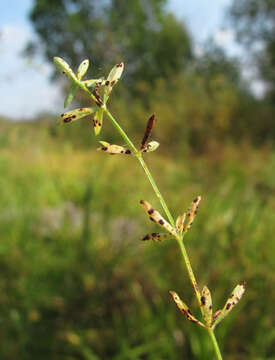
left=1, top=0, right=275, bottom=359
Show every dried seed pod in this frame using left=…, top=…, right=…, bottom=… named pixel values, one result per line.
left=141, top=233, right=170, bottom=242
left=77, top=59, right=89, bottom=79
left=93, top=108, right=104, bottom=135
left=97, top=141, right=131, bottom=155
left=212, top=282, right=246, bottom=329
left=176, top=213, right=186, bottom=233
left=169, top=291, right=205, bottom=328
left=139, top=200, right=177, bottom=237
left=141, top=114, right=157, bottom=150
left=54, top=57, right=78, bottom=82
left=201, top=286, right=213, bottom=327
left=60, top=107, right=95, bottom=124
left=183, top=196, right=201, bottom=232
left=141, top=141, right=160, bottom=153
left=105, top=62, right=124, bottom=95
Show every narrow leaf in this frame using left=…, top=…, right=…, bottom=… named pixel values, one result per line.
left=169, top=291, right=205, bottom=328
left=54, top=57, right=77, bottom=82
left=212, top=282, right=246, bottom=329
left=97, top=141, right=131, bottom=155
left=60, top=107, right=95, bottom=124
left=77, top=59, right=89, bottom=79
left=93, top=108, right=104, bottom=135
left=142, top=141, right=160, bottom=153
left=139, top=200, right=177, bottom=237
left=201, top=286, right=213, bottom=327
left=141, top=233, right=170, bottom=242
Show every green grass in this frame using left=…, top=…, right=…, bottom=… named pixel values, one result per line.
left=0, top=120, right=274, bottom=359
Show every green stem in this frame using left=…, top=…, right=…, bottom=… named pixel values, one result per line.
left=208, top=328, right=223, bottom=360
left=176, top=237, right=202, bottom=307
left=81, top=92, right=222, bottom=359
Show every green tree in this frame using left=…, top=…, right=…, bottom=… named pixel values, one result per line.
left=229, top=0, right=275, bottom=96
left=27, top=0, right=193, bottom=89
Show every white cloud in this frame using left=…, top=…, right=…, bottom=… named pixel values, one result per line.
left=0, top=24, right=62, bottom=119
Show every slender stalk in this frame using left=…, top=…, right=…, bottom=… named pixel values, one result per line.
left=208, top=328, right=223, bottom=360
left=102, top=106, right=223, bottom=360
left=76, top=86, right=223, bottom=360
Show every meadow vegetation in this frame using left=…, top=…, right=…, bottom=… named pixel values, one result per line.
left=0, top=113, right=274, bottom=359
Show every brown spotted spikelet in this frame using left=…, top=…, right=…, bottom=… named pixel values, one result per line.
left=64, top=59, right=90, bottom=107
left=141, top=114, right=157, bottom=150
left=141, top=233, right=170, bottom=242
left=105, top=62, right=124, bottom=96
left=60, top=107, right=95, bottom=124
left=97, top=141, right=131, bottom=155
left=141, top=141, right=160, bottom=153
left=93, top=108, right=104, bottom=135
left=169, top=291, right=205, bottom=328
left=212, top=282, right=246, bottom=329
left=54, top=57, right=78, bottom=82
left=140, top=200, right=177, bottom=237
left=176, top=213, right=186, bottom=233
left=183, top=196, right=201, bottom=232
left=201, top=286, right=213, bottom=327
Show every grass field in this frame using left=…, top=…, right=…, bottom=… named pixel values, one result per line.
left=0, top=119, right=274, bottom=359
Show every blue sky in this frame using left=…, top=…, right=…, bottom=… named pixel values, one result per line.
left=0, top=0, right=239, bottom=119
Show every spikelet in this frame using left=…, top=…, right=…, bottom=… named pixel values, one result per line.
left=201, top=286, right=213, bottom=327
left=64, top=60, right=90, bottom=107
left=141, top=233, right=170, bottom=242
left=141, top=141, right=160, bottom=153
left=176, top=213, right=186, bottom=233
left=60, top=107, right=95, bottom=124
left=141, top=114, right=157, bottom=150
left=76, top=59, right=89, bottom=79
left=212, top=282, right=246, bottom=329
left=97, top=141, right=131, bottom=155
left=183, top=196, right=201, bottom=232
left=82, top=79, right=103, bottom=88
left=140, top=200, right=177, bottom=237
left=105, top=62, right=124, bottom=95
left=169, top=291, right=205, bottom=328
left=93, top=108, right=104, bottom=135
left=54, top=57, right=78, bottom=82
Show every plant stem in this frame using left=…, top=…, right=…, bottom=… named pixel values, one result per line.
left=207, top=328, right=223, bottom=360
left=82, top=94, right=223, bottom=359
left=176, top=236, right=202, bottom=307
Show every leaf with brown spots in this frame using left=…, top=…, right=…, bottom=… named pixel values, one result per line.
left=169, top=291, right=205, bottom=328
